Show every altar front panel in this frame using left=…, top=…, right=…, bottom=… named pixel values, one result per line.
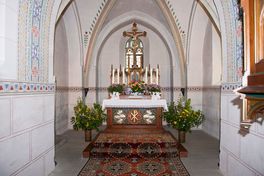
left=106, top=107, right=163, bottom=131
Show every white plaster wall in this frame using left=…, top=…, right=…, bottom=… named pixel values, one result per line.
left=187, top=5, right=209, bottom=114
left=0, top=94, right=55, bottom=176
left=188, top=5, right=208, bottom=87
left=0, top=0, right=18, bottom=80
left=201, top=22, right=221, bottom=139
left=62, top=4, right=83, bottom=129
left=54, top=18, right=69, bottom=135
left=220, top=93, right=264, bottom=175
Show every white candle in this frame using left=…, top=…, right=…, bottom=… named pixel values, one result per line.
left=117, top=69, right=119, bottom=84
left=156, top=68, right=159, bottom=85
left=145, top=67, right=148, bottom=84
left=150, top=68, right=153, bottom=84
left=112, top=69, right=115, bottom=84
left=122, top=67, right=125, bottom=84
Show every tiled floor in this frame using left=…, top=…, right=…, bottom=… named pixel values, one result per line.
left=49, top=127, right=223, bottom=176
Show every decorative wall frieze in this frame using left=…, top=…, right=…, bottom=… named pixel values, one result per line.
left=84, top=0, right=108, bottom=48
left=221, top=82, right=242, bottom=93
left=56, top=86, right=83, bottom=92
left=84, top=86, right=220, bottom=92
left=164, top=0, right=186, bottom=47
left=0, top=81, right=55, bottom=94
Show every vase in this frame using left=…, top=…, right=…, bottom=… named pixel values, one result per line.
left=151, top=92, right=161, bottom=100
left=111, top=92, right=120, bottom=99
left=178, top=130, right=186, bottom=143
left=84, top=130, right=92, bottom=142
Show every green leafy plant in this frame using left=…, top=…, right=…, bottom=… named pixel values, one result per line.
left=164, top=98, right=204, bottom=132
left=71, top=99, right=106, bottom=131
left=107, top=84, right=124, bottom=93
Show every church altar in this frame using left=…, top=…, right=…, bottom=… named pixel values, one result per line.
left=103, top=22, right=166, bottom=133
left=102, top=97, right=167, bottom=132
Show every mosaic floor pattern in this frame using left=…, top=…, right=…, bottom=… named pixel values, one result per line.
left=78, top=132, right=189, bottom=176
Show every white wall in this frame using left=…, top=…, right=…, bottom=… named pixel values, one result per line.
left=201, top=21, right=221, bottom=139
left=54, top=18, right=69, bottom=135
left=0, top=94, right=55, bottom=176
left=187, top=4, right=208, bottom=112
left=61, top=4, right=83, bottom=129
left=220, top=92, right=264, bottom=175
left=0, top=0, right=18, bottom=80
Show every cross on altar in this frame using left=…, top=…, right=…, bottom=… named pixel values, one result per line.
left=123, top=22, right=147, bottom=82
left=123, top=22, right=147, bottom=47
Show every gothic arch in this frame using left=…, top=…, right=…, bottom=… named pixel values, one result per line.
left=87, top=11, right=180, bottom=102
left=83, top=0, right=186, bottom=87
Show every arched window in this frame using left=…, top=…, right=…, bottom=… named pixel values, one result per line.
left=125, top=37, right=144, bottom=69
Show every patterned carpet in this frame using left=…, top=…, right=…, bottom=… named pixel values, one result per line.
left=79, top=132, right=189, bottom=176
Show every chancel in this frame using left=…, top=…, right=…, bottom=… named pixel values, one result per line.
left=0, top=0, right=264, bottom=176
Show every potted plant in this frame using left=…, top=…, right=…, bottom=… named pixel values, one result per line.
left=107, top=84, right=124, bottom=98
left=146, top=84, right=161, bottom=99
left=164, top=98, right=204, bottom=143
left=146, top=84, right=161, bottom=94
left=71, top=99, right=106, bottom=141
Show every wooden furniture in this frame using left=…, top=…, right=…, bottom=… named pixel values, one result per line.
left=238, top=0, right=264, bottom=129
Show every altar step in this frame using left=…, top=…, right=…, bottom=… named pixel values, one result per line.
left=83, top=130, right=188, bottom=158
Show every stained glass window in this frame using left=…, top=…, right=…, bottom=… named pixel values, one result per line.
left=125, top=38, right=144, bottom=69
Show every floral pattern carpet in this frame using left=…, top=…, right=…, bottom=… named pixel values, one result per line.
left=78, top=132, right=189, bottom=176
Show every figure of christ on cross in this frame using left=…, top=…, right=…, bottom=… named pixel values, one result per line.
left=123, top=22, right=147, bottom=49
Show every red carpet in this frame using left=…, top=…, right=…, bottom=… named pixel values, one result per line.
left=79, top=132, right=189, bottom=176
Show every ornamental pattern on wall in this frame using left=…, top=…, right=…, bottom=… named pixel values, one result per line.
left=221, top=0, right=243, bottom=82
left=0, top=81, right=55, bottom=93
left=18, top=0, right=55, bottom=83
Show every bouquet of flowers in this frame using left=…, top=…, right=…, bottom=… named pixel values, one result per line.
left=129, top=80, right=145, bottom=93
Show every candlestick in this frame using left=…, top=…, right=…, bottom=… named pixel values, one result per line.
left=156, top=68, right=159, bottom=85
left=122, top=67, right=125, bottom=84
left=150, top=68, right=153, bottom=84
left=112, top=69, right=115, bottom=84
left=117, top=69, right=119, bottom=84
left=145, top=67, right=148, bottom=84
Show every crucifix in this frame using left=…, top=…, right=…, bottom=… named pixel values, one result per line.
left=123, top=22, right=147, bottom=82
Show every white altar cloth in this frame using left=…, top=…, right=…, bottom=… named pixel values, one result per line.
left=102, top=99, right=168, bottom=111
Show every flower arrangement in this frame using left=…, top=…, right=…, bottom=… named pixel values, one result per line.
left=129, top=80, right=145, bottom=93
left=107, top=84, right=124, bottom=93
left=146, top=84, right=161, bottom=93
left=71, top=99, right=106, bottom=131
left=164, top=98, right=204, bottom=132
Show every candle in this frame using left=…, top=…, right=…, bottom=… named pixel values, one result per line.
left=122, top=67, right=125, bottom=84
left=117, top=69, right=119, bottom=84
left=156, top=68, right=159, bottom=85
left=112, top=69, right=115, bottom=84
left=145, top=67, right=148, bottom=84
left=150, top=68, right=153, bottom=84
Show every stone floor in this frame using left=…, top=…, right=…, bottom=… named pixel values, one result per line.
left=49, top=127, right=223, bottom=176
